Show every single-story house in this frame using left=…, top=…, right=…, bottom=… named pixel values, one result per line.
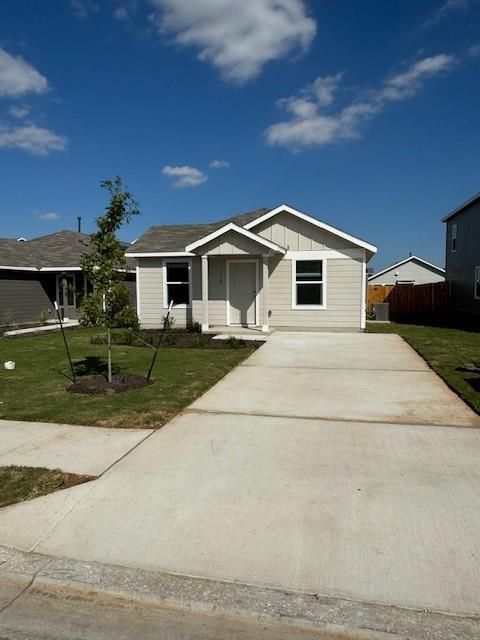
left=368, top=255, right=445, bottom=286
left=0, top=230, right=136, bottom=325
left=442, top=191, right=480, bottom=313
left=126, top=204, right=377, bottom=332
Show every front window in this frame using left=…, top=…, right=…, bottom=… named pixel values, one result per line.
left=294, top=260, right=323, bottom=307
left=165, top=261, right=190, bottom=307
left=475, top=266, right=480, bottom=300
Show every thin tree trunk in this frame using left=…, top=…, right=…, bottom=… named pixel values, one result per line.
left=107, top=326, right=112, bottom=384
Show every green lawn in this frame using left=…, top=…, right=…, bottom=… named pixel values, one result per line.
left=0, top=328, right=253, bottom=428
left=0, top=466, right=92, bottom=508
left=367, top=322, right=480, bottom=414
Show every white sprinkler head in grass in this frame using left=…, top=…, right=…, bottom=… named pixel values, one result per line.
left=4, top=361, right=15, bottom=370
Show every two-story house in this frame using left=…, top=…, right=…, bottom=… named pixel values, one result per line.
left=442, top=192, right=480, bottom=314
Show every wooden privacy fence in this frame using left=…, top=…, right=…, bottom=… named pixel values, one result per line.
left=367, top=282, right=449, bottom=317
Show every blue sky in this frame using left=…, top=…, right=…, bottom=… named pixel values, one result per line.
left=0, top=0, right=479, bottom=270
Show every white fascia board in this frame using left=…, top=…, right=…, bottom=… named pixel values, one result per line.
left=185, top=222, right=286, bottom=254
left=368, top=256, right=445, bottom=281
left=0, top=265, right=38, bottom=271
left=39, top=266, right=82, bottom=272
left=285, top=248, right=363, bottom=260
left=244, top=204, right=377, bottom=255
left=125, top=251, right=196, bottom=258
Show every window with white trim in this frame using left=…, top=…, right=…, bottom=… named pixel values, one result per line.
left=451, top=224, right=457, bottom=252
left=475, top=266, right=480, bottom=300
left=164, top=261, right=191, bottom=307
left=294, top=260, right=324, bottom=307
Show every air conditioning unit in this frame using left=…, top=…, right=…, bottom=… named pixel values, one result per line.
left=373, top=303, right=390, bottom=321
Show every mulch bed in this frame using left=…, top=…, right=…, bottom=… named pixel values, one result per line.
left=138, top=329, right=263, bottom=350
left=68, top=373, right=151, bottom=395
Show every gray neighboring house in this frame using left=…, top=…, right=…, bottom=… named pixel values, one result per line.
left=0, top=230, right=136, bottom=325
left=126, top=204, right=377, bottom=332
left=368, top=255, right=445, bottom=286
left=442, top=191, right=480, bottom=313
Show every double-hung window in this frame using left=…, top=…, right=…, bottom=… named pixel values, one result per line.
left=451, top=224, right=457, bottom=253
left=475, top=266, right=480, bottom=300
left=164, top=260, right=191, bottom=307
left=293, top=260, right=324, bottom=308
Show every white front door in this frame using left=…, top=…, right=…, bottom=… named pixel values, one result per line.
left=228, top=261, right=257, bottom=326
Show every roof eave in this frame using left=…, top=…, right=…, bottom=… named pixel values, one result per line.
left=442, top=192, right=480, bottom=222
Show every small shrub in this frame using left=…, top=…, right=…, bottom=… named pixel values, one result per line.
left=1, top=309, right=15, bottom=328
left=227, top=336, right=246, bottom=349
left=162, top=314, right=175, bottom=330
left=188, top=320, right=202, bottom=333
left=79, top=283, right=139, bottom=330
left=163, top=333, right=177, bottom=346
left=192, top=335, right=209, bottom=348
left=38, top=310, right=50, bottom=324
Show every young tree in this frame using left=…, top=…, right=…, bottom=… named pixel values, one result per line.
left=80, top=177, right=140, bottom=383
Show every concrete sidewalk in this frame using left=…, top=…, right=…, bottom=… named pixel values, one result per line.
left=0, top=332, right=479, bottom=620
left=0, top=419, right=153, bottom=475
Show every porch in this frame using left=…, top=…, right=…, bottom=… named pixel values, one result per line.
left=183, top=222, right=287, bottom=335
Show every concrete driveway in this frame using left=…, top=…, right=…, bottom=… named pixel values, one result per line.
left=1, top=332, right=480, bottom=617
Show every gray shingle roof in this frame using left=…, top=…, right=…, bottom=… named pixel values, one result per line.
left=0, top=230, right=135, bottom=270
left=127, top=208, right=271, bottom=253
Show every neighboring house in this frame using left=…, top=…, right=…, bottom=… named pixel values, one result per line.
left=368, top=255, right=445, bottom=286
left=126, top=204, right=377, bottom=332
left=0, top=230, right=136, bottom=325
left=442, top=191, right=480, bottom=313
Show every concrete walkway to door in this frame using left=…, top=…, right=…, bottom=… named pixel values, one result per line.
left=0, top=332, right=480, bottom=617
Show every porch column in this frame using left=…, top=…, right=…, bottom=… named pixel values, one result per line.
left=201, top=255, right=209, bottom=332
left=262, top=255, right=269, bottom=332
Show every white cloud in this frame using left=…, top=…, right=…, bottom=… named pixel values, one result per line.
left=0, top=48, right=48, bottom=97
left=209, top=159, right=230, bottom=169
left=424, top=0, right=469, bottom=27
left=266, top=54, right=455, bottom=150
left=38, top=212, right=59, bottom=221
left=70, top=0, right=99, bottom=18
left=162, top=165, right=207, bottom=188
left=8, top=105, right=30, bottom=119
left=114, top=6, right=129, bottom=20
left=148, top=0, right=316, bottom=84
left=0, top=125, right=68, bottom=155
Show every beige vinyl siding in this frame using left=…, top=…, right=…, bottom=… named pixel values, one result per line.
left=207, top=256, right=227, bottom=326
left=268, top=255, right=362, bottom=329
left=137, top=257, right=202, bottom=328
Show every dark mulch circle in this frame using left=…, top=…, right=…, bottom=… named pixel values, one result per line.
left=68, top=374, right=151, bottom=395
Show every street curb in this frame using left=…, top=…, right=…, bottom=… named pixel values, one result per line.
left=1, top=545, right=479, bottom=639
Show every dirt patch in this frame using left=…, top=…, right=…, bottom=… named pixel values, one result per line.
left=0, top=466, right=95, bottom=508
left=68, top=374, right=151, bottom=395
